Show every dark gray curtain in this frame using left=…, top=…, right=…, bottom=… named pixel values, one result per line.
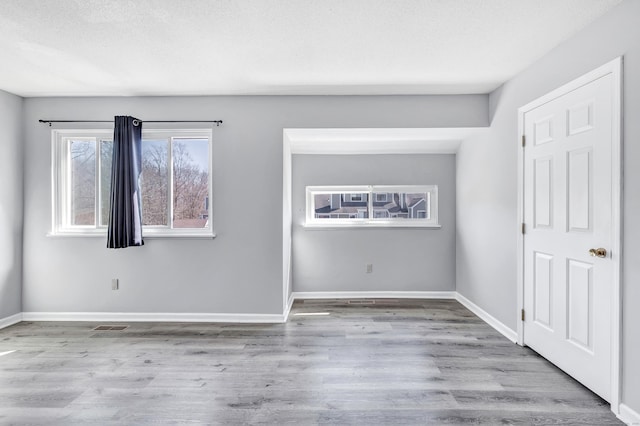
left=107, top=116, right=144, bottom=248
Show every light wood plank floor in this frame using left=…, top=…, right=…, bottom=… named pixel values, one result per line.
left=0, top=299, right=622, bottom=425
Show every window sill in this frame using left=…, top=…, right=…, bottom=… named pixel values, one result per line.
left=303, top=222, right=441, bottom=229
left=47, top=232, right=216, bottom=239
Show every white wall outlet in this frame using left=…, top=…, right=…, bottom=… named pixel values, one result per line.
left=366, top=264, right=373, bottom=273
left=111, top=278, right=119, bottom=290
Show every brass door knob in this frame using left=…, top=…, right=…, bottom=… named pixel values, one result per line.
left=589, top=248, right=607, bottom=258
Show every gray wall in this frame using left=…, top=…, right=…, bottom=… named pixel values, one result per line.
left=22, top=95, right=487, bottom=315
left=456, top=0, right=640, bottom=413
left=292, top=154, right=455, bottom=293
left=0, top=90, right=23, bottom=320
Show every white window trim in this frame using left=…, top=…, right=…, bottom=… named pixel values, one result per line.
left=50, top=128, right=215, bottom=238
left=305, top=185, right=440, bottom=228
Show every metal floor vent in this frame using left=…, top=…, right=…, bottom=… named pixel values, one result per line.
left=93, top=325, right=129, bottom=331
left=347, top=300, right=376, bottom=305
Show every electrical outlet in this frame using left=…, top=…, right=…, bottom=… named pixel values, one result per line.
left=111, top=278, right=119, bottom=290
left=366, top=264, right=373, bottom=273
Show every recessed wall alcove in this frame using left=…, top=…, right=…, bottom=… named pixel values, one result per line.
left=282, top=127, right=487, bottom=313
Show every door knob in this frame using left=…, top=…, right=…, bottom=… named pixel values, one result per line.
left=589, top=248, right=607, bottom=258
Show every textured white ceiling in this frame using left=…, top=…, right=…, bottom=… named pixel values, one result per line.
left=0, top=0, right=622, bottom=97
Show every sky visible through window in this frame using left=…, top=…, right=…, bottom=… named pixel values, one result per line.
left=180, top=138, right=209, bottom=171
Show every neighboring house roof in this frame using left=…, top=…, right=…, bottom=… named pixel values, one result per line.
left=314, top=205, right=334, bottom=214
left=74, top=210, right=95, bottom=226
left=173, top=218, right=208, bottom=228
left=316, top=206, right=366, bottom=215
left=315, top=200, right=330, bottom=209
left=381, top=202, right=403, bottom=213
left=316, top=200, right=367, bottom=214
left=408, top=197, right=425, bottom=208
left=341, top=201, right=367, bottom=208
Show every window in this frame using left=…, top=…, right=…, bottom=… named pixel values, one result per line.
left=51, top=129, right=213, bottom=237
left=375, top=193, right=388, bottom=202
left=305, top=185, right=439, bottom=228
left=311, top=190, right=369, bottom=221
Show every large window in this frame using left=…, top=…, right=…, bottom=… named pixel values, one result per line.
left=305, top=185, right=439, bottom=228
left=52, top=129, right=213, bottom=237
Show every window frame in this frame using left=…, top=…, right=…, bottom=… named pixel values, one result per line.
left=305, top=185, right=439, bottom=228
left=50, top=128, right=214, bottom=238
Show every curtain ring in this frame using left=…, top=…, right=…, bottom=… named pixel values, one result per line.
left=132, top=119, right=141, bottom=126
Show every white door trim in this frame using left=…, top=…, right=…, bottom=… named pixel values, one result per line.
left=516, top=57, right=623, bottom=413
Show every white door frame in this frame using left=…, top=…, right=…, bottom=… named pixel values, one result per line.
left=516, top=57, right=623, bottom=413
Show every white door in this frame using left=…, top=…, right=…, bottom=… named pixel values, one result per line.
left=522, top=73, right=615, bottom=401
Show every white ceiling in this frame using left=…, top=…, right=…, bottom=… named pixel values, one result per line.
left=0, top=0, right=622, bottom=97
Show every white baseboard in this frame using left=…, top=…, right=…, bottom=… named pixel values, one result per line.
left=291, top=291, right=517, bottom=343
left=619, top=403, right=640, bottom=425
left=21, top=312, right=285, bottom=324
left=283, top=292, right=295, bottom=321
left=292, top=291, right=457, bottom=300
left=0, top=312, right=23, bottom=330
left=17, top=291, right=456, bottom=325
left=455, top=293, right=518, bottom=343
left=14, top=292, right=517, bottom=344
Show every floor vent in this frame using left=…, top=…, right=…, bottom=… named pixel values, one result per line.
left=347, top=300, right=376, bottom=305
left=93, top=325, right=129, bottom=331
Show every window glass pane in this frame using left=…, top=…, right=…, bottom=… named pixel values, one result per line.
left=55, top=130, right=213, bottom=235
left=141, top=139, right=169, bottom=226
left=371, top=192, right=429, bottom=220
left=69, top=139, right=96, bottom=225
left=314, top=193, right=369, bottom=219
left=172, top=138, right=210, bottom=228
left=375, top=193, right=388, bottom=202
left=99, top=140, right=113, bottom=227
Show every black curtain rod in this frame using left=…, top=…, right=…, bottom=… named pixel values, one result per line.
left=39, top=119, right=223, bottom=127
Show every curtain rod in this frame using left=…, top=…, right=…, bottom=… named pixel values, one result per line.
left=39, top=119, right=223, bottom=127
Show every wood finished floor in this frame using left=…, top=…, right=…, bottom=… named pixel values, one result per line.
left=0, top=299, right=622, bottom=425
